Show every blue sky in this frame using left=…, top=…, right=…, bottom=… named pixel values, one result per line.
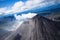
left=0, top=0, right=59, bottom=15
left=0, top=0, right=27, bottom=8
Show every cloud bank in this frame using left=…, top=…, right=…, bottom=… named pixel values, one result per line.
left=14, top=12, right=37, bottom=21
left=0, top=0, right=59, bottom=15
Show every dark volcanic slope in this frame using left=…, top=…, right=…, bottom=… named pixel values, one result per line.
left=32, top=15, right=60, bottom=40
left=16, top=15, right=60, bottom=40
left=12, top=14, right=60, bottom=40
left=4, top=14, right=60, bottom=40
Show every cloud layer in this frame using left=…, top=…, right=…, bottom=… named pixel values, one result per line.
left=14, top=12, right=37, bottom=21
left=0, top=0, right=59, bottom=15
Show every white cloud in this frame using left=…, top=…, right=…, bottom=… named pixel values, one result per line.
left=0, top=0, right=57, bottom=15
left=4, top=1, right=25, bottom=14
left=0, top=8, right=6, bottom=13
left=0, top=12, right=2, bottom=15
left=14, top=13, right=37, bottom=21
left=22, top=12, right=37, bottom=18
left=12, top=1, right=24, bottom=10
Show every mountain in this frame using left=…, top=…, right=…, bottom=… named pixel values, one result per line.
left=31, top=14, right=60, bottom=40
left=18, top=14, right=60, bottom=40
left=2, top=14, right=60, bottom=40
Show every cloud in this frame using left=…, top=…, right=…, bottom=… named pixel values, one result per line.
left=14, top=13, right=37, bottom=21
left=0, top=8, right=6, bottom=13
left=12, top=1, right=24, bottom=10
left=10, top=21, right=24, bottom=31
left=0, top=0, right=58, bottom=15
left=0, top=12, right=2, bottom=15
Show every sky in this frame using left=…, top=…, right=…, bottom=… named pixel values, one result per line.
left=0, top=0, right=27, bottom=8
left=0, top=0, right=59, bottom=21
left=0, top=0, right=59, bottom=15
left=0, top=0, right=60, bottom=31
